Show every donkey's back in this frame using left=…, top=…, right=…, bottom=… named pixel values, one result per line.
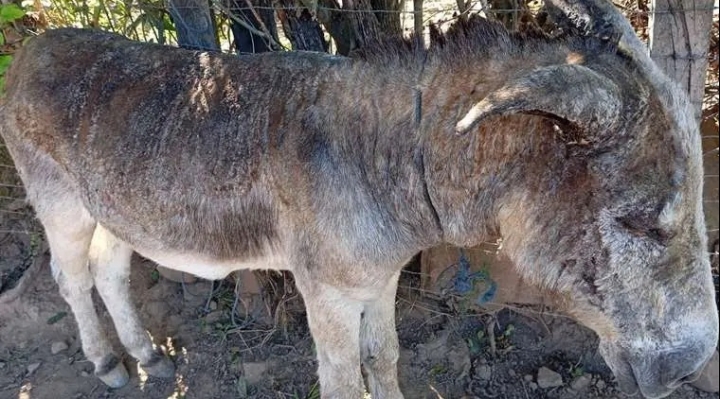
left=1, top=28, right=349, bottom=267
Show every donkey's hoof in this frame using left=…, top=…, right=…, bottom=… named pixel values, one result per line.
left=95, top=355, right=130, bottom=388
left=141, top=351, right=176, bottom=379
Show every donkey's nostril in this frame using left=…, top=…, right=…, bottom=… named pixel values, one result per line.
left=681, top=369, right=703, bottom=384
left=666, top=375, right=691, bottom=388
left=666, top=367, right=703, bottom=388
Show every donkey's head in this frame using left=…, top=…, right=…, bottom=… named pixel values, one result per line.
left=580, top=78, right=718, bottom=399
left=454, top=2, right=718, bottom=397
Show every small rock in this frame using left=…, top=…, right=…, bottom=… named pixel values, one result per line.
left=204, top=310, right=225, bottom=323
left=242, top=362, right=268, bottom=384
left=596, top=379, right=606, bottom=389
left=75, top=361, right=93, bottom=374
left=144, top=300, right=171, bottom=319
left=209, top=300, right=218, bottom=311
left=183, top=281, right=212, bottom=305
left=529, top=382, right=538, bottom=390
left=165, top=314, right=184, bottom=336
left=80, top=371, right=90, bottom=377
left=537, top=366, right=563, bottom=389
left=26, top=362, right=41, bottom=375
left=691, top=350, right=719, bottom=393
left=51, top=341, right=69, bottom=355
left=508, top=369, right=516, bottom=377
left=524, top=374, right=533, bottom=382
left=447, top=341, right=471, bottom=378
left=475, top=364, right=492, bottom=380
left=399, top=348, right=415, bottom=366
left=570, top=374, right=592, bottom=391
left=417, top=330, right=450, bottom=361
left=0, top=362, right=6, bottom=369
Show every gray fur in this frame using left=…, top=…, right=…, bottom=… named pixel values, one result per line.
left=0, top=3, right=717, bottom=398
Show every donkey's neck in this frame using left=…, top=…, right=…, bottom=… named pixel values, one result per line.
left=413, top=60, right=572, bottom=248
left=312, top=49, right=573, bottom=254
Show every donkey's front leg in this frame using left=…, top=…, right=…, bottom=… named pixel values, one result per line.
left=295, top=278, right=365, bottom=399
left=360, top=271, right=403, bottom=399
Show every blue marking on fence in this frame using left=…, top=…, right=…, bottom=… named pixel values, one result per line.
left=452, top=250, right=498, bottom=305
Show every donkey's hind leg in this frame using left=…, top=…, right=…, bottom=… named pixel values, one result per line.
left=38, top=204, right=130, bottom=388
left=89, top=225, right=175, bottom=378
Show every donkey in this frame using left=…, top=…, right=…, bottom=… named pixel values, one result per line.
left=0, top=0, right=716, bottom=397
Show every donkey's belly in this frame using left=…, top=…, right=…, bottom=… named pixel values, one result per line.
left=132, top=246, right=291, bottom=280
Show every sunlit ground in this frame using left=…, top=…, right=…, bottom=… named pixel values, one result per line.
left=17, top=382, right=31, bottom=399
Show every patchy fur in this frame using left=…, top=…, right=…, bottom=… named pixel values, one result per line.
left=0, top=2, right=717, bottom=398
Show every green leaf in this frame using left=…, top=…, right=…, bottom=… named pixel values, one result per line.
left=0, top=4, right=26, bottom=24
left=163, top=16, right=175, bottom=32
left=503, top=323, right=515, bottom=337
left=47, top=311, right=68, bottom=325
left=571, top=366, right=585, bottom=378
left=0, top=32, right=5, bottom=46
left=467, top=337, right=481, bottom=354
left=0, top=55, right=13, bottom=75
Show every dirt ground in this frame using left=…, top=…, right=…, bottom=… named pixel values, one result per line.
left=0, top=213, right=718, bottom=399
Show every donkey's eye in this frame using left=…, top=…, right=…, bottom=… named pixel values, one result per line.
left=616, top=217, right=672, bottom=245
left=646, top=228, right=672, bottom=244
left=616, top=216, right=646, bottom=234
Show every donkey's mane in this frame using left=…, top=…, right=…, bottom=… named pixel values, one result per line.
left=350, top=13, right=623, bottom=68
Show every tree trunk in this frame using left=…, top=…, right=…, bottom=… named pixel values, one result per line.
left=371, top=0, right=402, bottom=36
left=488, top=0, right=524, bottom=30
left=309, top=0, right=402, bottom=55
left=167, top=0, right=219, bottom=51
left=413, top=0, right=424, bottom=48
left=277, top=0, right=328, bottom=52
left=648, top=0, right=714, bottom=123
left=648, top=0, right=718, bottom=312
left=226, top=0, right=279, bottom=53
left=312, top=0, right=357, bottom=54
left=345, top=0, right=383, bottom=46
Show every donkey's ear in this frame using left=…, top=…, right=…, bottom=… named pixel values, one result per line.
left=455, top=64, right=622, bottom=139
left=544, top=0, right=652, bottom=68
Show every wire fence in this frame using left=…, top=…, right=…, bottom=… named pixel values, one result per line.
left=32, top=0, right=720, bottom=52
left=1, top=0, right=719, bottom=314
